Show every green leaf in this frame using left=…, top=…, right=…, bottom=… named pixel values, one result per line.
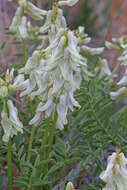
left=14, top=177, right=29, bottom=187
left=35, top=159, right=55, bottom=168
left=47, top=162, right=64, bottom=175
left=32, top=180, right=51, bottom=186
left=21, top=162, right=33, bottom=169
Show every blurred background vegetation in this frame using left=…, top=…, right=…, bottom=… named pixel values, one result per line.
left=1, top=0, right=127, bottom=68
left=0, top=0, right=110, bottom=68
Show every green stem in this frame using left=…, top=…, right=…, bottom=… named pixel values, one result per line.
left=123, top=105, right=127, bottom=132
left=8, top=138, right=13, bottom=190
left=35, top=120, right=50, bottom=181
left=27, top=156, right=39, bottom=190
left=46, top=120, right=56, bottom=158
left=35, top=114, right=57, bottom=190
left=26, top=125, right=36, bottom=176
left=46, top=113, right=57, bottom=158
left=40, top=123, right=49, bottom=160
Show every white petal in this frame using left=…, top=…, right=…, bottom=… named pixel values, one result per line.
left=1, top=111, right=12, bottom=142
left=58, top=0, right=79, bottom=7
left=7, top=100, right=23, bottom=133
left=9, top=7, right=22, bottom=32
left=69, top=92, right=81, bottom=108
left=117, top=75, right=127, bottom=85
left=37, top=99, right=52, bottom=112
left=57, top=95, right=68, bottom=125
left=9, top=74, right=24, bottom=90
left=19, top=16, right=28, bottom=39
left=66, top=182, right=74, bottom=190
left=29, top=112, right=41, bottom=126
left=82, top=45, right=104, bottom=55
left=20, top=73, right=36, bottom=97
left=56, top=118, right=64, bottom=130
left=110, top=87, right=127, bottom=100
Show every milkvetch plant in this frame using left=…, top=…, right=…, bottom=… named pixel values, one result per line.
left=1, top=0, right=127, bottom=190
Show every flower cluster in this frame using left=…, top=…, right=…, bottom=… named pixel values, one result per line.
left=100, top=151, right=127, bottom=190
left=9, top=0, right=47, bottom=39
left=18, top=0, right=104, bottom=130
left=0, top=69, right=23, bottom=142
left=105, top=36, right=127, bottom=100
left=6, top=0, right=104, bottom=131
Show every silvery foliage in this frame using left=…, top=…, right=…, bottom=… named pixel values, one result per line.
left=106, top=36, right=127, bottom=100
left=0, top=69, right=24, bottom=142
left=100, top=152, right=127, bottom=190
left=16, top=0, right=104, bottom=130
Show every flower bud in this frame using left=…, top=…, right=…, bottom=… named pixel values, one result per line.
left=66, top=182, right=75, bottom=190
left=0, top=86, right=8, bottom=98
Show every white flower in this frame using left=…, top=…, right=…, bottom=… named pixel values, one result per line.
left=82, top=45, right=104, bottom=55
left=29, top=103, right=42, bottom=126
left=8, top=100, right=23, bottom=133
left=100, top=152, right=127, bottom=190
left=117, top=76, right=127, bottom=86
left=0, top=69, right=24, bottom=98
left=20, top=72, right=36, bottom=97
left=18, top=16, right=28, bottom=39
left=105, top=41, right=117, bottom=50
left=9, top=7, right=23, bottom=32
left=9, top=74, right=24, bottom=91
left=116, top=68, right=127, bottom=86
left=1, top=111, right=13, bottom=142
left=5, top=68, right=14, bottom=84
left=18, top=0, right=47, bottom=20
left=19, top=50, right=41, bottom=74
left=110, top=87, right=127, bottom=100
left=21, top=0, right=47, bottom=20
left=56, top=95, right=68, bottom=129
left=66, top=182, right=75, bottom=190
left=1, top=100, right=23, bottom=142
left=96, top=58, right=112, bottom=80
left=58, top=0, right=79, bottom=7
left=40, top=8, right=66, bottom=43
